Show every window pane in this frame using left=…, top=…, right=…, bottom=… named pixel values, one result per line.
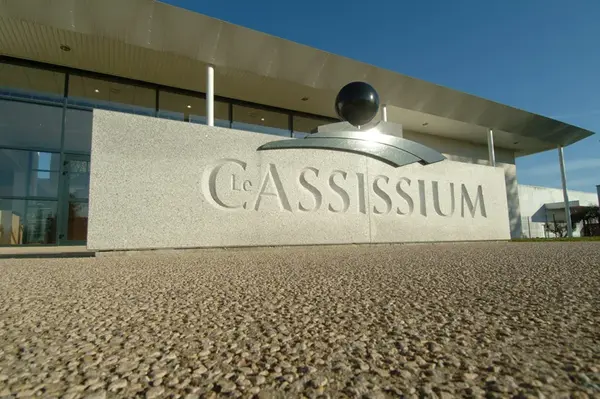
left=0, top=63, right=65, bottom=102
left=0, top=99, right=63, bottom=150
left=66, top=159, right=90, bottom=200
left=0, top=198, right=57, bottom=245
left=158, top=91, right=205, bottom=121
left=67, top=202, right=88, bottom=241
left=68, top=75, right=156, bottom=116
left=0, top=198, right=24, bottom=244
left=64, top=108, right=92, bottom=153
left=0, top=149, right=60, bottom=198
left=293, top=115, right=332, bottom=134
left=232, top=105, right=290, bottom=136
left=158, top=91, right=230, bottom=127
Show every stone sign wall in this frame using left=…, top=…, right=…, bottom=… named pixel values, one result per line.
left=88, top=111, right=511, bottom=251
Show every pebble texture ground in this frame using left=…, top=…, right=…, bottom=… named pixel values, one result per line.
left=0, top=242, right=599, bottom=399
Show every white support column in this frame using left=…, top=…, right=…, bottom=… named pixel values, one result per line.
left=382, top=105, right=387, bottom=122
left=206, top=65, right=214, bottom=127
left=487, top=128, right=496, bottom=167
left=558, top=146, right=573, bottom=237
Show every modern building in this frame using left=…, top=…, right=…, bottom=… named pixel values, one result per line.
left=0, top=0, right=595, bottom=247
left=519, top=185, right=599, bottom=238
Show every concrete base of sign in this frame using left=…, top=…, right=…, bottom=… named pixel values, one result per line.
left=87, top=111, right=511, bottom=251
left=94, top=240, right=512, bottom=257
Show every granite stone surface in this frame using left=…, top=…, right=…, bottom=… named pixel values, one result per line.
left=367, top=157, right=511, bottom=243
left=88, top=111, right=511, bottom=251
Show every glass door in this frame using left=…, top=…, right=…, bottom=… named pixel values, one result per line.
left=58, top=154, right=90, bottom=245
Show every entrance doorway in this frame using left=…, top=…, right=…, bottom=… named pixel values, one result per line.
left=59, top=154, right=90, bottom=245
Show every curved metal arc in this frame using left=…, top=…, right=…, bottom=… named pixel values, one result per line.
left=310, top=131, right=446, bottom=164
left=257, top=137, right=422, bottom=168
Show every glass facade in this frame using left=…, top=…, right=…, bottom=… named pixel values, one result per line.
left=0, top=100, right=64, bottom=150
left=232, top=104, right=290, bottom=136
left=64, top=108, right=93, bottom=153
left=62, top=155, right=90, bottom=242
left=0, top=62, right=64, bottom=101
left=0, top=199, right=58, bottom=245
left=0, top=57, right=336, bottom=245
left=158, top=90, right=230, bottom=127
left=68, top=74, right=156, bottom=116
left=293, top=115, right=332, bottom=134
left=0, top=149, right=61, bottom=198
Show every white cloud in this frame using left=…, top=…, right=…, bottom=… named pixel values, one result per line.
left=521, top=158, right=600, bottom=177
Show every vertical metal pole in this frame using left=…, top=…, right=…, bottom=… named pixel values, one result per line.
left=207, top=65, right=214, bottom=127
left=382, top=105, right=388, bottom=122
left=596, top=185, right=600, bottom=207
left=558, top=146, right=573, bottom=237
left=487, top=128, right=496, bottom=167
left=527, top=216, right=531, bottom=238
left=154, top=88, right=160, bottom=118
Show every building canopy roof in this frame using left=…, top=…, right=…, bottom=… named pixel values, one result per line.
left=544, top=201, right=581, bottom=210
left=0, top=0, right=594, bottom=156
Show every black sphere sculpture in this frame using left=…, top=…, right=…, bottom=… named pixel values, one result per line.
left=335, top=81, right=380, bottom=127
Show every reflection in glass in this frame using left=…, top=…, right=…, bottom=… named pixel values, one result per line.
left=0, top=99, right=63, bottom=150
left=0, top=63, right=65, bottom=102
left=62, top=156, right=90, bottom=242
left=293, top=115, right=332, bottom=134
left=67, top=202, right=88, bottom=241
left=232, top=104, right=290, bottom=136
left=0, top=149, right=60, bottom=198
left=68, top=75, right=156, bottom=115
left=0, top=199, right=57, bottom=244
left=158, top=90, right=230, bottom=127
left=64, top=108, right=93, bottom=153
left=66, top=159, right=90, bottom=200
left=159, top=91, right=205, bottom=122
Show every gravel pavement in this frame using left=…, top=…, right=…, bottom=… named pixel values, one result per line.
left=0, top=242, right=599, bottom=398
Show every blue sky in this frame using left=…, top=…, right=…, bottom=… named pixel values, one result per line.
left=165, top=0, right=600, bottom=193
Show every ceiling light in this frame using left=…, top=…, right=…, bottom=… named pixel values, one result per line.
left=187, top=105, right=191, bottom=109
left=60, top=45, right=71, bottom=52
left=94, top=89, right=99, bottom=93
left=261, top=118, right=265, bottom=121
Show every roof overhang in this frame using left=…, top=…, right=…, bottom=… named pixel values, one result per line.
left=0, top=0, right=594, bottom=156
left=545, top=201, right=580, bottom=210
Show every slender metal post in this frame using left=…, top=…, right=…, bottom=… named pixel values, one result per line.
left=558, top=146, right=573, bottom=237
left=382, top=105, right=387, bottom=122
left=207, top=65, right=214, bottom=126
left=487, top=129, right=496, bottom=167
